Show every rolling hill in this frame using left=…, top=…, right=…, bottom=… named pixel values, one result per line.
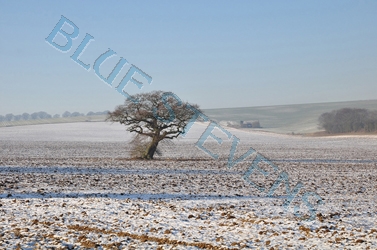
left=2, top=99, right=377, bottom=134
left=203, top=99, right=377, bottom=134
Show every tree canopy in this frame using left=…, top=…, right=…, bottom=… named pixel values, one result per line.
left=319, top=108, right=377, bottom=133
left=107, top=91, right=200, bottom=159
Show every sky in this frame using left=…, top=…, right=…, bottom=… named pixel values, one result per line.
left=1, top=1, right=377, bottom=116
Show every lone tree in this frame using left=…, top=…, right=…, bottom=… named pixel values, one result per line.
left=107, top=91, right=200, bottom=159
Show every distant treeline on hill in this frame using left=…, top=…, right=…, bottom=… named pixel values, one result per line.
left=319, top=108, right=377, bottom=133
left=0, top=110, right=109, bottom=122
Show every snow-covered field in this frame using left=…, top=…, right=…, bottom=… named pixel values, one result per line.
left=0, top=122, right=376, bottom=249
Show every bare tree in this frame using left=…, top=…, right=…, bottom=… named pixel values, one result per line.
left=5, top=113, right=14, bottom=121
left=62, top=111, right=71, bottom=118
left=71, top=112, right=83, bottom=117
left=14, top=115, right=22, bottom=121
left=365, top=110, right=377, bottom=132
left=319, top=108, right=377, bottom=133
left=107, top=91, right=200, bottom=159
left=21, top=113, right=30, bottom=120
left=37, top=111, right=52, bottom=119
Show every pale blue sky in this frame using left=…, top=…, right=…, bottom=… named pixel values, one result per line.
left=1, top=1, right=377, bottom=115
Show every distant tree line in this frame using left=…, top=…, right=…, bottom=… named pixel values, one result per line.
left=319, top=108, right=377, bottom=133
left=0, top=110, right=109, bottom=122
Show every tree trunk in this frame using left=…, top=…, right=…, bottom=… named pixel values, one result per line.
left=144, top=138, right=159, bottom=159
